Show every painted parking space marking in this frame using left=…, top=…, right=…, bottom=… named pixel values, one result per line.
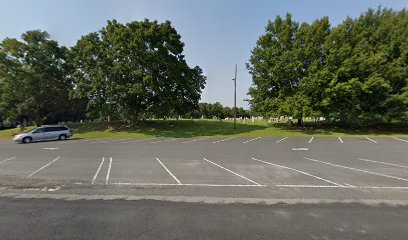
left=112, top=183, right=265, bottom=187
left=276, top=185, right=408, bottom=189
left=275, top=137, right=287, bottom=143
left=92, top=157, right=105, bottom=184
left=0, top=157, right=16, bottom=164
left=308, top=136, right=314, bottom=144
left=212, top=138, right=233, bottom=144
left=105, top=157, right=113, bottom=184
left=357, top=158, right=408, bottom=169
left=120, top=138, right=157, bottom=144
left=27, top=157, right=61, bottom=178
left=251, top=158, right=344, bottom=187
left=365, top=137, right=377, bottom=143
left=182, top=138, right=208, bottom=144
left=43, top=147, right=59, bottom=150
left=150, top=139, right=178, bottom=144
left=304, top=157, right=408, bottom=183
left=202, top=158, right=261, bottom=186
left=338, top=137, right=344, bottom=143
left=292, top=148, right=309, bottom=151
left=393, top=137, right=408, bottom=143
left=155, top=158, right=181, bottom=184
left=243, top=137, right=261, bottom=144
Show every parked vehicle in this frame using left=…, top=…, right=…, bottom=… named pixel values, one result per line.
left=13, top=126, right=73, bottom=143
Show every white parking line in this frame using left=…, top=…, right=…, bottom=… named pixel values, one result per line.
left=365, top=137, right=377, bottom=143
left=276, top=137, right=287, bottom=143
left=304, top=157, right=408, bottom=183
left=89, top=138, right=135, bottom=144
left=92, top=157, right=105, bottom=184
left=357, top=158, right=408, bottom=169
left=182, top=138, right=208, bottom=144
left=155, top=158, right=181, bottom=184
left=251, top=158, right=344, bottom=187
left=202, top=158, right=261, bottom=185
left=338, top=137, right=344, bottom=143
left=120, top=138, right=157, bottom=144
left=27, top=157, right=61, bottom=178
left=112, top=183, right=265, bottom=187
left=150, top=138, right=178, bottom=144
left=308, top=136, right=314, bottom=144
left=0, top=156, right=16, bottom=164
left=105, top=157, right=112, bottom=184
left=243, top=137, right=261, bottom=144
left=276, top=185, right=408, bottom=190
left=393, top=137, right=408, bottom=143
left=212, top=138, right=233, bottom=144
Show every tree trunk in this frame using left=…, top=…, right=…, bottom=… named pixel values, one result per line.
left=297, top=118, right=302, bottom=126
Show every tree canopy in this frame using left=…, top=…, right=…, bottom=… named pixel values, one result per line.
left=0, top=30, right=80, bottom=126
left=69, top=19, right=206, bottom=122
left=248, top=8, right=408, bottom=124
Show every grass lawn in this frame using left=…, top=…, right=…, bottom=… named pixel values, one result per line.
left=0, top=119, right=407, bottom=141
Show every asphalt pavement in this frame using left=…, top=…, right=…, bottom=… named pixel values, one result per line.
left=1, top=136, right=407, bottom=239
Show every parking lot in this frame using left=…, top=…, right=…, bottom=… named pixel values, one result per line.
left=0, top=136, right=407, bottom=196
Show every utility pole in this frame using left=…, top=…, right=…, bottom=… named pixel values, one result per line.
left=232, top=64, right=237, bottom=130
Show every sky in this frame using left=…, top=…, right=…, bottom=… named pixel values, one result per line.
left=1, top=0, right=407, bottom=109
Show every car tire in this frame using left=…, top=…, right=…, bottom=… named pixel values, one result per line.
left=22, top=137, right=32, bottom=144
left=58, top=134, right=67, bottom=141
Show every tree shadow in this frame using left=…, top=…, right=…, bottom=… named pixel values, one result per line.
left=69, top=120, right=267, bottom=138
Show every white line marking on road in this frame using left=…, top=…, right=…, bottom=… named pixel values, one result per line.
left=292, top=148, right=309, bottom=151
left=357, top=158, right=408, bottom=169
left=89, top=138, right=134, bottom=144
left=105, top=157, right=112, bottom=184
left=92, top=157, right=105, bottom=184
left=243, top=137, right=261, bottom=144
left=0, top=156, right=16, bottom=164
left=304, top=157, right=408, bottom=183
left=276, top=185, right=408, bottom=189
left=393, top=137, right=408, bottom=143
left=212, top=138, right=233, bottom=144
left=120, top=138, right=157, bottom=144
left=150, top=139, right=178, bottom=144
left=111, top=183, right=265, bottom=187
left=182, top=138, right=208, bottom=144
left=365, top=137, right=377, bottom=143
left=338, top=137, right=344, bottom=143
left=251, top=158, right=344, bottom=187
left=203, top=158, right=261, bottom=185
left=309, top=136, right=314, bottom=144
left=43, top=147, right=59, bottom=150
left=27, top=157, right=61, bottom=178
left=276, top=137, right=287, bottom=143
left=156, top=158, right=181, bottom=184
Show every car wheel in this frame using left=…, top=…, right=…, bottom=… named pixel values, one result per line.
left=58, top=134, right=67, bottom=141
left=22, top=137, right=32, bottom=144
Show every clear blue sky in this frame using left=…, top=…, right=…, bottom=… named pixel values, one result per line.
left=1, top=0, right=407, bottom=109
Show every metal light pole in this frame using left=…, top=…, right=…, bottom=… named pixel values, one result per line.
left=232, top=64, right=237, bottom=130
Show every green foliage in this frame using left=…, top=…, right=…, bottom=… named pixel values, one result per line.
left=0, top=30, right=83, bottom=126
left=248, top=8, right=408, bottom=124
left=69, top=19, right=206, bottom=122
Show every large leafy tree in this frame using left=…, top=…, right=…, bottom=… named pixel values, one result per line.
left=248, top=8, right=408, bottom=124
left=247, top=14, right=330, bottom=125
left=70, top=19, right=206, bottom=122
left=0, top=30, right=74, bottom=126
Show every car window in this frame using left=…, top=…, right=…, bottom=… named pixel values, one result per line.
left=32, top=128, right=45, bottom=133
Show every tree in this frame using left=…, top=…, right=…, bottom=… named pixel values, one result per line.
left=248, top=8, right=408, bottom=125
left=70, top=19, right=206, bottom=122
left=0, top=30, right=75, bottom=126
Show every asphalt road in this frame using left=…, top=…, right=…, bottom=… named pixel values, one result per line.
left=1, top=136, right=408, bottom=239
left=1, top=197, right=408, bottom=240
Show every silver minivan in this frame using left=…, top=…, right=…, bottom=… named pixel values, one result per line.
left=13, top=126, right=73, bottom=143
